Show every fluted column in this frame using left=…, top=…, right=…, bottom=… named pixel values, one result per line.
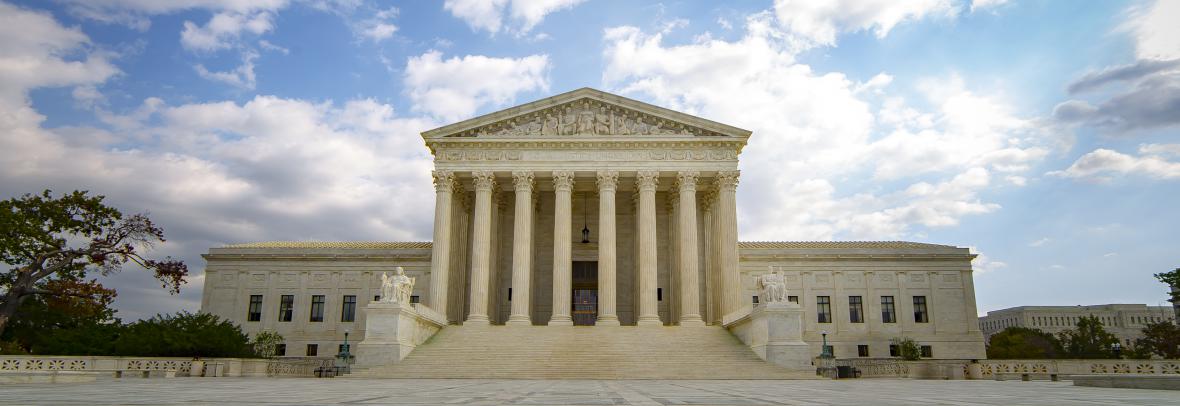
left=636, top=170, right=662, bottom=326
left=465, top=170, right=496, bottom=325
left=427, top=171, right=455, bottom=319
left=549, top=171, right=575, bottom=326
left=716, top=170, right=742, bottom=321
left=676, top=171, right=705, bottom=326
left=507, top=171, right=535, bottom=326
left=596, top=170, right=620, bottom=326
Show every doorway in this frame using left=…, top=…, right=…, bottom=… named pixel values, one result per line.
left=571, top=261, right=598, bottom=326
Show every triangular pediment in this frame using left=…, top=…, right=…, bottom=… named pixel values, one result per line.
left=421, top=88, right=751, bottom=140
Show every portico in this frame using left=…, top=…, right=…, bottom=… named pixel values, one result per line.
left=420, top=88, right=750, bottom=327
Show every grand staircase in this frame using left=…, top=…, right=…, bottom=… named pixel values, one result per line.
left=348, top=325, right=817, bottom=379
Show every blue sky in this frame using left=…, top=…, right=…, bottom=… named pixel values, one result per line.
left=1, top=0, right=1178, bottom=321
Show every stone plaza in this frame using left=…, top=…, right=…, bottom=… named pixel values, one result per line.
left=2, top=378, right=1178, bottom=405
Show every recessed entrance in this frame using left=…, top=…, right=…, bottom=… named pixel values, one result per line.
left=571, top=261, right=598, bottom=326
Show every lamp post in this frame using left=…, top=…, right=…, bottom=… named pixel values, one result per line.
left=335, top=330, right=353, bottom=370
left=1111, top=342, right=1122, bottom=359
left=821, top=330, right=832, bottom=358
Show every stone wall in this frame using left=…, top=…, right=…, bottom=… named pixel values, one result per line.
left=0, top=355, right=325, bottom=377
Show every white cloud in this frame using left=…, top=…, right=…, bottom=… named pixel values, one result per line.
left=195, top=50, right=258, bottom=89
left=1050, top=146, right=1180, bottom=181
left=404, top=50, right=550, bottom=121
left=1103, top=252, right=1118, bottom=258
left=1028, top=237, right=1050, bottom=247
left=355, top=7, right=399, bottom=42
left=970, top=0, right=1008, bottom=13
left=1126, top=0, right=1180, bottom=60
left=444, top=0, right=585, bottom=36
left=181, top=11, right=274, bottom=52
left=772, top=0, right=957, bottom=47
left=258, top=39, right=289, bottom=54
left=602, top=14, right=1044, bottom=240
left=970, top=247, right=1007, bottom=274
left=0, top=2, right=119, bottom=105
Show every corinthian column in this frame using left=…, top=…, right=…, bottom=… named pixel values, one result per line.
left=596, top=170, right=620, bottom=326
left=716, top=170, right=742, bottom=321
left=427, top=170, right=455, bottom=320
left=636, top=170, right=662, bottom=326
left=507, top=171, right=535, bottom=326
left=465, top=170, right=496, bottom=325
left=549, top=171, right=575, bottom=326
left=676, top=171, right=705, bottom=326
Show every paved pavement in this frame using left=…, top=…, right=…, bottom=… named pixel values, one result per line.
left=1, top=378, right=1177, bottom=405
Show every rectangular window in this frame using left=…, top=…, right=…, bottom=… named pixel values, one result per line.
left=920, top=345, right=933, bottom=358
left=849, top=296, right=864, bottom=323
left=657, top=288, right=663, bottom=301
left=341, top=295, right=357, bottom=322
left=247, top=295, right=263, bottom=322
left=374, top=295, right=380, bottom=302
left=278, top=295, right=294, bottom=322
left=306, top=344, right=318, bottom=357
left=817, top=296, right=831, bottom=323
left=788, top=295, right=798, bottom=303
left=858, top=345, right=870, bottom=357
left=889, top=344, right=900, bottom=357
left=309, top=295, right=325, bottom=322
left=508, top=288, right=512, bottom=301
left=410, top=295, right=420, bottom=304
left=752, top=295, right=759, bottom=304
left=913, top=296, right=928, bottom=323
left=881, top=296, right=896, bottom=323
left=275, top=344, right=286, bottom=356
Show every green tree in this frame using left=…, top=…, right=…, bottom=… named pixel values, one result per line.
left=0, top=278, right=119, bottom=355
left=891, top=337, right=921, bottom=360
left=1137, top=320, right=1180, bottom=359
left=112, top=312, right=254, bottom=358
left=1155, top=268, right=1179, bottom=320
left=0, top=190, right=188, bottom=336
left=1058, top=315, right=1120, bottom=359
left=986, top=327, right=1063, bottom=359
left=251, top=330, right=284, bottom=358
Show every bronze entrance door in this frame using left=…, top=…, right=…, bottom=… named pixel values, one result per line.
left=571, top=261, right=598, bottom=326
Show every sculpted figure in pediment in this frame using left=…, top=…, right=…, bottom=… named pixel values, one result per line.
left=561, top=106, right=577, bottom=135
left=595, top=106, right=611, bottom=134
left=576, top=106, right=594, bottom=134
left=542, top=112, right=559, bottom=135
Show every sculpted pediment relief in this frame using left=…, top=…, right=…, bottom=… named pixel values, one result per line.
left=446, top=98, right=727, bottom=138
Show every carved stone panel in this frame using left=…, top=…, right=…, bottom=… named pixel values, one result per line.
left=448, top=98, right=725, bottom=138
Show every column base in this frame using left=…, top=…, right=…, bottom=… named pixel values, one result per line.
left=595, top=315, right=620, bottom=326
left=464, top=314, right=490, bottom=325
left=505, top=315, right=532, bottom=326
left=637, top=316, right=663, bottom=326
left=678, top=317, right=706, bottom=327
left=547, top=317, right=573, bottom=326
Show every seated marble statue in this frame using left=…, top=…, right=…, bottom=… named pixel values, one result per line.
left=380, top=267, right=415, bottom=304
left=757, top=269, right=788, bottom=304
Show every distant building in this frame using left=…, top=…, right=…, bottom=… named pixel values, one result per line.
left=978, top=304, right=1174, bottom=345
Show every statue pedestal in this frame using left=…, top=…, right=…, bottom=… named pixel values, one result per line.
left=726, top=302, right=812, bottom=371
left=355, top=302, right=444, bottom=367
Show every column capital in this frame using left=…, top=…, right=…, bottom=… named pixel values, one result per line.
left=511, top=170, right=535, bottom=192
left=636, top=170, right=660, bottom=192
left=472, top=170, right=497, bottom=192
left=675, top=171, right=699, bottom=192
left=432, top=170, right=456, bottom=193
left=596, top=170, right=619, bottom=192
left=715, top=170, right=740, bottom=192
left=701, top=190, right=718, bottom=211
left=552, top=170, right=575, bottom=192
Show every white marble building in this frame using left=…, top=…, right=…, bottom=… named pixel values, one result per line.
left=201, top=88, right=987, bottom=365
left=979, top=304, right=1175, bottom=345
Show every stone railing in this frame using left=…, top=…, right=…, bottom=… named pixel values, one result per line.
left=827, top=358, right=1180, bottom=379
left=836, top=358, right=910, bottom=378
left=0, top=355, right=324, bottom=378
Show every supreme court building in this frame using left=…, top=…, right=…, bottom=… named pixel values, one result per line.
left=201, top=88, right=986, bottom=374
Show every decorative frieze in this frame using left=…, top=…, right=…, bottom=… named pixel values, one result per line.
left=447, top=98, right=726, bottom=138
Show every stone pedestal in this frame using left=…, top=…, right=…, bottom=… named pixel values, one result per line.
left=355, top=303, right=444, bottom=367
left=726, top=303, right=811, bottom=371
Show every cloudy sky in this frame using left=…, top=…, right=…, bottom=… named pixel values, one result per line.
left=2, top=0, right=1178, bottom=321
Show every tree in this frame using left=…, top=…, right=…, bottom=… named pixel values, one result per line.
left=251, top=330, right=284, bottom=358
left=891, top=337, right=921, bottom=360
left=1155, top=268, right=1179, bottom=319
left=0, top=190, right=188, bottom=336
left=1137, top=320, right=1180, bottom=359
left=0, top=278, right=119, bottom=354
left=1058, top=315, right=1120, bottom=359
left=112, top=312, right=254, bottom=358
left=986, top=327, right=1063, bottom=359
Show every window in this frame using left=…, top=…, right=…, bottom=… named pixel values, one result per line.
left=920, top=345, right=933, bottom=358
left=508, top=288, right=512, bottom=301
left=913, top=296, right=928, bottom=323
left=279, top=295, right=294, bottom=322
left=275, top=344, right=286, bottom=356
left=306, top=344, right=318, bottom=357
left=247, top=295, right=263, bottom=322
left=374, top=295, right=380, bottom=302
left=657, top=288, right=663, bottom=301
left=752, top=295, right=759, bottom=304
left=889, top=344, right=900, bottom=357
left=849, top=296, right=864, bottom=323
left=341, top=295, right=357, bottom=322
left=788, top=295, right=798, bottom=303
left=881, top=296, right=896, bottom=323
left=817, top=296, right=832, bottom=323
left=858, top=345, right=870, bottom=357
left=411, top=295, right=419, bottom=304
left=309, top=295, right=325, bottom=322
